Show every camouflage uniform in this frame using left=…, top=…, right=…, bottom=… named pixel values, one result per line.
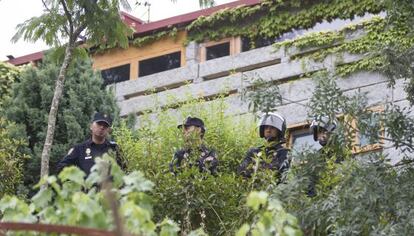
left=169, top=145, right=218, bottom=175
left=237, top=142, right=289, bottom=179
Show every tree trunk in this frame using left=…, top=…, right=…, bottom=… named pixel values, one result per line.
left=40, top=43, right=75, bottom=178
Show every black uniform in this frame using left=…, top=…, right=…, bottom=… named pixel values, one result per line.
left=237, top=142, right=289, bottom=179
left=169, top=145, right=218, bottom=175
left=57, top=138, right=124, bottom=176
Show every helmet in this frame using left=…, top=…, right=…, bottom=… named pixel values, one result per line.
left=258, top=112, right=286, bottom=140
left=310, top=116, right=337, bottom=141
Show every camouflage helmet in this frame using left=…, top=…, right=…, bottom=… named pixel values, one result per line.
left=310, top=116, right=337, bottom=141
left=258, top=112, right=286, bottom=139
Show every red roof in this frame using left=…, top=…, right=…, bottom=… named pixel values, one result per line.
left=6, top=51, right=44, bottom=66
left=6, top=0, right=261, bottom=66
left=133, top=0, right=260, bottom=34
left=120, top=11, right=145, bottom=27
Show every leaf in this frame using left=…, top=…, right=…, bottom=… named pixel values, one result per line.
left=159, top=218, right=180, bottom=236
left=120, top=171, right=154, bottom=195
left=236, top=224, right=250, bottom=236
left=31, top=188, right=53, bottom=209
left=58, top=166, right=86, bottom=186
left=247, top=191, right=268, bottom=211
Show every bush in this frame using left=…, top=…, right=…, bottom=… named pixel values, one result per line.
left=4, top=52, right=119, bottom=192
left=0, top=117, right=28, bottom=198
left=114, top=97, right=281, bottom=235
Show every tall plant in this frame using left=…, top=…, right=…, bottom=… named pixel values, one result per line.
left=12, top=0, right=132, bottom=178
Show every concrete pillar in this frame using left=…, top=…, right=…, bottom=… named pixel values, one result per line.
left=185, top=41, right=199, bottom=65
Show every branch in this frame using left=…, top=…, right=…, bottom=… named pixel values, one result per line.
left=393, top=158, right=414, bottom=167
left=41, top=0, right=52, bottom=13
left=59, top=0, right=73, bottom=34
left=72, top=22, right=87, bottom=44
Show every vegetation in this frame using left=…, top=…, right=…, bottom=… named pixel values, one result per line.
left=4, top=53, right=118, bottom=195
left=12, top=0, right=133, bottom=178
left=2, top=0, right=414, bottom=235
left=0, top=62, right=20, bottom=110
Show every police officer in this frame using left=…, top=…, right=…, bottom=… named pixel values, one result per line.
left=169, top=116, right=218, bottom=175
left=310, top=115, right=337, bottom=147
left=57, top=112, right=124, bottom=176
left=238, top=112, right=290, bottom=180
left=307, top=115, right=340, bottom=196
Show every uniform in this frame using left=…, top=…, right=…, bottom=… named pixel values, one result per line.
left=237, top=142, right=289, bottom=179
left=238, top=112, right=290, bottom=180
left=169, top=145, right=218, bottom=175
left=57, top=138, right=124, bottom=176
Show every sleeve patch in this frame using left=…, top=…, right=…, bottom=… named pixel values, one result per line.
left=67, top=148, right=74, bottom=156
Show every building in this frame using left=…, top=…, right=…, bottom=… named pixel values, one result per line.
left=6, top=0, right=405, bottom=159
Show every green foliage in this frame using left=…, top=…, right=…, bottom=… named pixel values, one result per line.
left=241, top=75, right=282, bottom=114
left=0, top=117, right=28, bottom=198
left=12, top=0, right=132, bottom=51
left=0, top=155, right=182, bottom=236
left=237, top=191, right=302, bottom=236
left=379, top=0, right=414, bottom=105
left=186, top=0, right=383, bottom=44
left=0, top=62, right=20, bottom=109
left=4, top=52, right=119, bottom=194
left=132, top=27, right=178, bottom=48
left=113, top=97, right=284, bottom=235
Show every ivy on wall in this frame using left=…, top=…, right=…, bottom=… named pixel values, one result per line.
left=132, top=27, right=178, bottom=47
left=273, top=16, right=414, bottom=77
left=185, top=0, right=384, bottom=44
left=126, top=0, right=413, bottom=79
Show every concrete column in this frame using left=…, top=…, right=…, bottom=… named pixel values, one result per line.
left=185, top=41, right=200, bottom=65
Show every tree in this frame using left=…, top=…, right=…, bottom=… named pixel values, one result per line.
left=5, top=52, right=119, bottom=192
left=12, top=0, right=133, bottom=178
left=0, top=62, right=20, bottom=110
left=0, top=118, right=28, bottom=199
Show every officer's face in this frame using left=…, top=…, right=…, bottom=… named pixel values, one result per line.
left=317, top=128, right=330, bottom=146
left=183, top=125, right=202, bottom=142
left=263, top=125, right=279, bottom=139
left=90, top=121, right=110, bottom=139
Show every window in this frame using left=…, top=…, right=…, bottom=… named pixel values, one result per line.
left=139, top=51, right=181, bottom=77
left=101, top=64, right=130, bottom=86
left=348, top=109, right=384, bottom=154
left=287, top=124, right=320, bottom=152
left=206, top=42, right=230, bottom=60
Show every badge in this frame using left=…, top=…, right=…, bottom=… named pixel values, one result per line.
left=85, top=148, right=92, bottom=159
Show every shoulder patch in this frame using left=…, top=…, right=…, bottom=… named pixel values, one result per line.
left=67, top=148, right=74, bottom=155
left=110, top=141, right=117, bottom=145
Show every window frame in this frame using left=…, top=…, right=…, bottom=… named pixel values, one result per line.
left=100, top=63, right=131, bottom=86
left=199, top=37, right=241, bottom=62
left=137, top=50, right=182, bottom=77
left=286, top=122, right=312, bottom=149
left=346, top=106, right=384, bottom=154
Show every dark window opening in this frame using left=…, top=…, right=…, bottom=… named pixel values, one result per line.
left=139, top=51, right=181, bottom=77
left=241, top=31, right=303, bottom=52
left=206, top=42, right=230, bottom=60
left=241, top=37, right=276, bottom=52
left=101, top=64, right=130, bottom=86
left=290, top=127, right=320, bottom=153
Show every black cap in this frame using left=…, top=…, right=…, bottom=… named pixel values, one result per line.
left=92, top=112, right=112, bottom=126
left=177, top=116, right=205, bottom=132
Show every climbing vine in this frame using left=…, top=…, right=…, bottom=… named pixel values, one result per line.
left=271, top=15, right=414, bottom=77
left=186, top=0, right=384, bottom=44
left=132, top=27, right=178, bottom=47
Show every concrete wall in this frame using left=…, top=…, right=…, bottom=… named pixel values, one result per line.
left=109, top=29, right=409, bottom=163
